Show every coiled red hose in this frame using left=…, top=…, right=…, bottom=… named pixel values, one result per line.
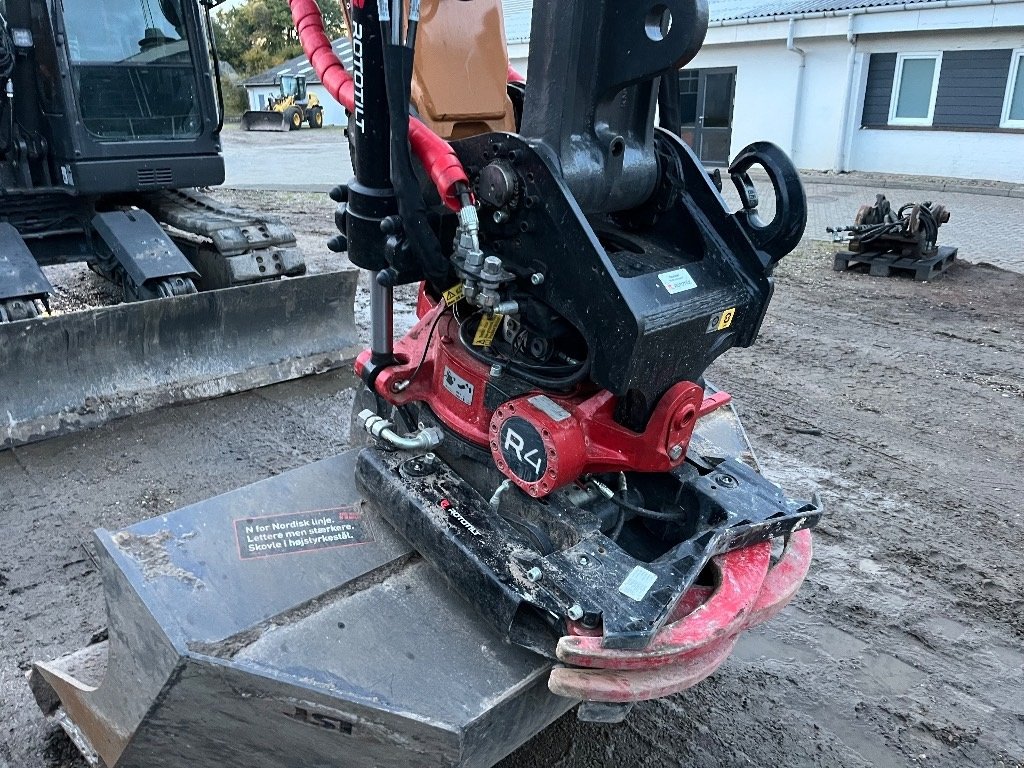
left=289, top=0, right=469, bottom=210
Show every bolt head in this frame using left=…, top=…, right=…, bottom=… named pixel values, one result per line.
left=482, top=256, right=503, bottom=277
left=489, top=364, right=503, bottom=378
left=668, top=444, right=683, bottom=461
left=531, top=272, right=545, bottom=286
left=716, top=474, right=738, bottom=487
left=567, top=604, right=585, bottom=621
left=526, top=567, right=543, bottom=582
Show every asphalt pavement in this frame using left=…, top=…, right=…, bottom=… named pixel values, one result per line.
left=222, top=125, right=1024, bottom=274
left=221, top=124, right=353, bottom=193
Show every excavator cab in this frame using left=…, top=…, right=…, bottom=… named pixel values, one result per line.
left=41, top=0, right=224, bottom=193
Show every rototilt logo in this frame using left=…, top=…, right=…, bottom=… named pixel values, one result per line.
left=441, top=499, right=484, bottom=538
left=351, top=19, right=365, bottom=134
left=450, top=509, right=482, bottom=537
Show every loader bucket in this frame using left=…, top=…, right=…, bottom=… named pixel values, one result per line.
left=29, top=450, right=574, bottom=768
left=1, top=270, right=360, bottom=450
left=240, top=110, right=290, bottom=132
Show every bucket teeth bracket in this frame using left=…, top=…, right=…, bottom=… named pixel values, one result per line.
left=356, top=447, right=820, bottom=654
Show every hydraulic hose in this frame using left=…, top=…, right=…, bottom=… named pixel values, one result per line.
left=358, top=410, right=444, bottom=450
left=288, top=0, right=469, bottom=211
left=378, top=4, right=451, bottom=290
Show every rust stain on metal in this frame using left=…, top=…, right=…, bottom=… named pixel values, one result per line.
left=112, top=529, right=205, bottom=588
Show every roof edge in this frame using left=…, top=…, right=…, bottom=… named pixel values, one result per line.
left=709, top=0, right=1016, bottom=25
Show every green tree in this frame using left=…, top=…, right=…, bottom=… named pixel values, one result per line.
left=212, top=0, right=347, bottom=78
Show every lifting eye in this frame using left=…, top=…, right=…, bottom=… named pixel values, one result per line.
left=645, top=5, right=673, bottom=42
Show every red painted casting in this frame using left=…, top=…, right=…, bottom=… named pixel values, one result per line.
left=549, top=529, right=814, bottom=702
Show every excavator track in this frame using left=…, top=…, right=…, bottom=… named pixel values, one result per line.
left=138, top=188, right=307, bottom=291
left=0, top=297, right=45, bottom=322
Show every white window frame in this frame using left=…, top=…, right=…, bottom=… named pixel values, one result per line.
left=888, top=52, right=942, bottom=127
left=1000, top=49, right=1024, bottom=129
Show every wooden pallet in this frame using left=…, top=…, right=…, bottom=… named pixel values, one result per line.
left=833, top=245, right=958, bottom=282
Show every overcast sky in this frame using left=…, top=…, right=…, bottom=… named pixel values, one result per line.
left=212, top=0, right=246, bottom=15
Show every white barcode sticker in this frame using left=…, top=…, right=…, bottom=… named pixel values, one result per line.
left=659, top=268, right=697, bottom=294
left=618, top=566, right=658, bottom=601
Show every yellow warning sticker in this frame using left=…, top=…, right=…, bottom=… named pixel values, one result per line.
left=473, top=313, right=504, bottom=347
left=706, top=307, right=737, bottom=333
left=719, top=307, right=736, bottom=330
left=442, top=283, right=465, bottom=306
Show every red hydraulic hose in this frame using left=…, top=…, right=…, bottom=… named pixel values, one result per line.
left=289, top=0, right=469, bottom=211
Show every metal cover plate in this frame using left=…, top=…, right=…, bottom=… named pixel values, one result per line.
left=34, top=450, right=573, bottom=768
left=0, top=222, right=53, bottom=300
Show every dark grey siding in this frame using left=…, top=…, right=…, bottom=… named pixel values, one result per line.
left=934, top=49, right=1013, bottom=128
left=862, top=49, right=1015, bottom=130
left=861, top=53, right=896, bottom=127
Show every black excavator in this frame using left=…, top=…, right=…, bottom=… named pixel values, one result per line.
left=0, top=0, right=358, bottom=448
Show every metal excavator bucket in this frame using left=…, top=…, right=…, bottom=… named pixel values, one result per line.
left=30, top=400, right=812, bottom=768
left=29, top=450, right=575, bottom=768
left=240, top=110, right=291, bottom=132
left=0, top=271, right=360, bottom=449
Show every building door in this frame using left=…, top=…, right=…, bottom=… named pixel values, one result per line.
left=678, top=67, right=736, bottom=166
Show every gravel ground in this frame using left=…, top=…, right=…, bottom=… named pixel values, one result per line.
left=2, top=191, right=1022, bottom=768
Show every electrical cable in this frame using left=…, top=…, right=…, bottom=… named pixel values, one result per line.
left=608, top=505, right=626, bottom=540
left=402, top=306, right=447, bottom=386
left=0, top=12, right=14, bottom=80
left=457, top=317, right=590, bottom=391
left=462, top=315, right=584, bottom=374
left=606, top=491, right=688, bottom=522
left=0, top=9, right=15, bottom=156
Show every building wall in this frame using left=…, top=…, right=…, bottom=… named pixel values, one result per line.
left=849, top=29, right=1024, bottom=182
left=849, top=127, right=1022, bottom=180
left=245, top=85, right=349, bottom=127
left=246, top=86, right=277, bottom=113
left=693, top=8, right=1024, bottom=181
left=508, top=42, right=530, bottom=79
left=686, top=37, right=852, bottom=170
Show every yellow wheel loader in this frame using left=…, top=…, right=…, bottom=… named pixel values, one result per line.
left=241, top=74, right=325, bottom=132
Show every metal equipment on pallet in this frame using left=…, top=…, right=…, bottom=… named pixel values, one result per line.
left=829, top=194, right=957, bottom=281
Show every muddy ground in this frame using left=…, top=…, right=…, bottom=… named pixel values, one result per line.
left=3, top=191, right=1023, bottom=768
